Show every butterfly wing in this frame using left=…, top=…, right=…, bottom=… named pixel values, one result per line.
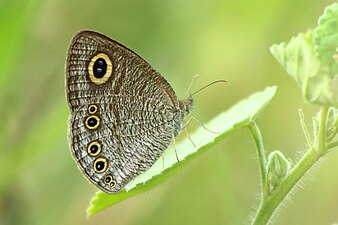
left=66, top=30, right=182, bottom=193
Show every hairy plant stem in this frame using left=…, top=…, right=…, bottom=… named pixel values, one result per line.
left=251, top=106, right=329, bottom=225
left=248, top=122, right=268, bottom=200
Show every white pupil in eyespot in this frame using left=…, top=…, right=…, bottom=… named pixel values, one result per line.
left=93, top=58, right=107, bottom=78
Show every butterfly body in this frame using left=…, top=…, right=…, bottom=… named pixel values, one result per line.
left=66, top=30, right=193, bottom=193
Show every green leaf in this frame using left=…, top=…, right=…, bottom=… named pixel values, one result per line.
left=87, top=86, right=277, bottom=217
left=270, top=31, right=336, bottom=106
left=313, top=3, right=338, bottom=77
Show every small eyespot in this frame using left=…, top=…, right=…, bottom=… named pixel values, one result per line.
left=110, top=180, right=117, bottom=188
left=87, top=141, right=101, bottom=156
left=85, top=115, right=100, bottom=129
left=104, top=175, right=112, bottom=184
left=102, top=174, right=117, bottom=189
left=93, top=158, right=108, bottom=173
left=88, top=53, right=113, bottom=85
left=88, top=104, right=98, bottom=114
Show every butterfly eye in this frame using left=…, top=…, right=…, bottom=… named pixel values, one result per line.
left=88, top=104, right=98, bottom=114
left=93, top=157, right=108, bottom=173
left=88, top=53, right=113, bottom=85
left=87, top=141, right=101, bottom=156
left=85, top=115, right=100, bottom=129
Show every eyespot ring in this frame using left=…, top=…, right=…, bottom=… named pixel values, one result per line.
left=88, top=104, right=98, bottom=114
left=104, top=175, right=112, bottom=184
left=88, top=53, right=113, bottom=85
left=93, top=157, right=108, bottom=173
left=85, top=115, right=100, bottom=130
left=87, top=141, right=101, bottom=157
left=109, top=180, right=117, bottom=188
left=102, top=174, right=117, bottom=189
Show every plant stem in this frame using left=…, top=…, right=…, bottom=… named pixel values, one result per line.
left=248, top=122, right=268, bottom=200
left=299, top=109, right=314, bottom=148
left=252, top=106, right=329, bottom=225
left=327, top=140, right=338, bottom=151
left=252, top=147, right=319, bottom=224
left=316, top=106, right=329, bottom=155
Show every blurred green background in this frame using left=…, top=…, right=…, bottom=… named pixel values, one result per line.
left=1, top=0, right=337, bottom=224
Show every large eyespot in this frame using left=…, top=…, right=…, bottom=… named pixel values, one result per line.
left=88, top=53, right=113, bottom=85
left=93, top=157, right=108, bottom=173
left=88, top=104, right=98, bottom=114
left=85, top=115, right=100, bottom=130
left=87, top=141, right=101, bottom=156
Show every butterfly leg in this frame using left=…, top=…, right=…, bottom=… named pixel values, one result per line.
left=172, top=134, right=180, bottom=162
left=184, top=115, right=220, bottom=134
left=184, top=126, right=196, bottom=148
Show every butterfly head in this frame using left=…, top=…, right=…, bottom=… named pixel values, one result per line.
left=179, top=96, right=194, bottom=117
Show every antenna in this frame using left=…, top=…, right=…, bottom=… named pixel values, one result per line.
left=185, top=75, right=200, bottom=97
left=191, top=79, right=227, bottom=96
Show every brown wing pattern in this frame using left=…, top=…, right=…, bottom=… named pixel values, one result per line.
left=66, top=30, right=183, bottom=193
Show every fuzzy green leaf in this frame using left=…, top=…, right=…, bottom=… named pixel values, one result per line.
left=87, top=86, right=277, bottom=217
left=313, top=3, right=338, bottom=77
left=270, top=31, right=336, bottom=106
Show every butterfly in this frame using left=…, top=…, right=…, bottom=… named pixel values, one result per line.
left=65, top=30, right=193, bottom=193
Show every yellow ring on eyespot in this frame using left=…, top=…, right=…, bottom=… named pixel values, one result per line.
left=85, top=115, right=100, bottom=130
left=88, top=104, right=98, bottom=114
left=93, top=157, right=108, bottom=173
left=88, top=53, right=113, bottom=85
left=103, top=175, right=113, bottom=184
left=87, top=141, right=101, bottom=157
left=109, top=179, right=117, bottom=189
